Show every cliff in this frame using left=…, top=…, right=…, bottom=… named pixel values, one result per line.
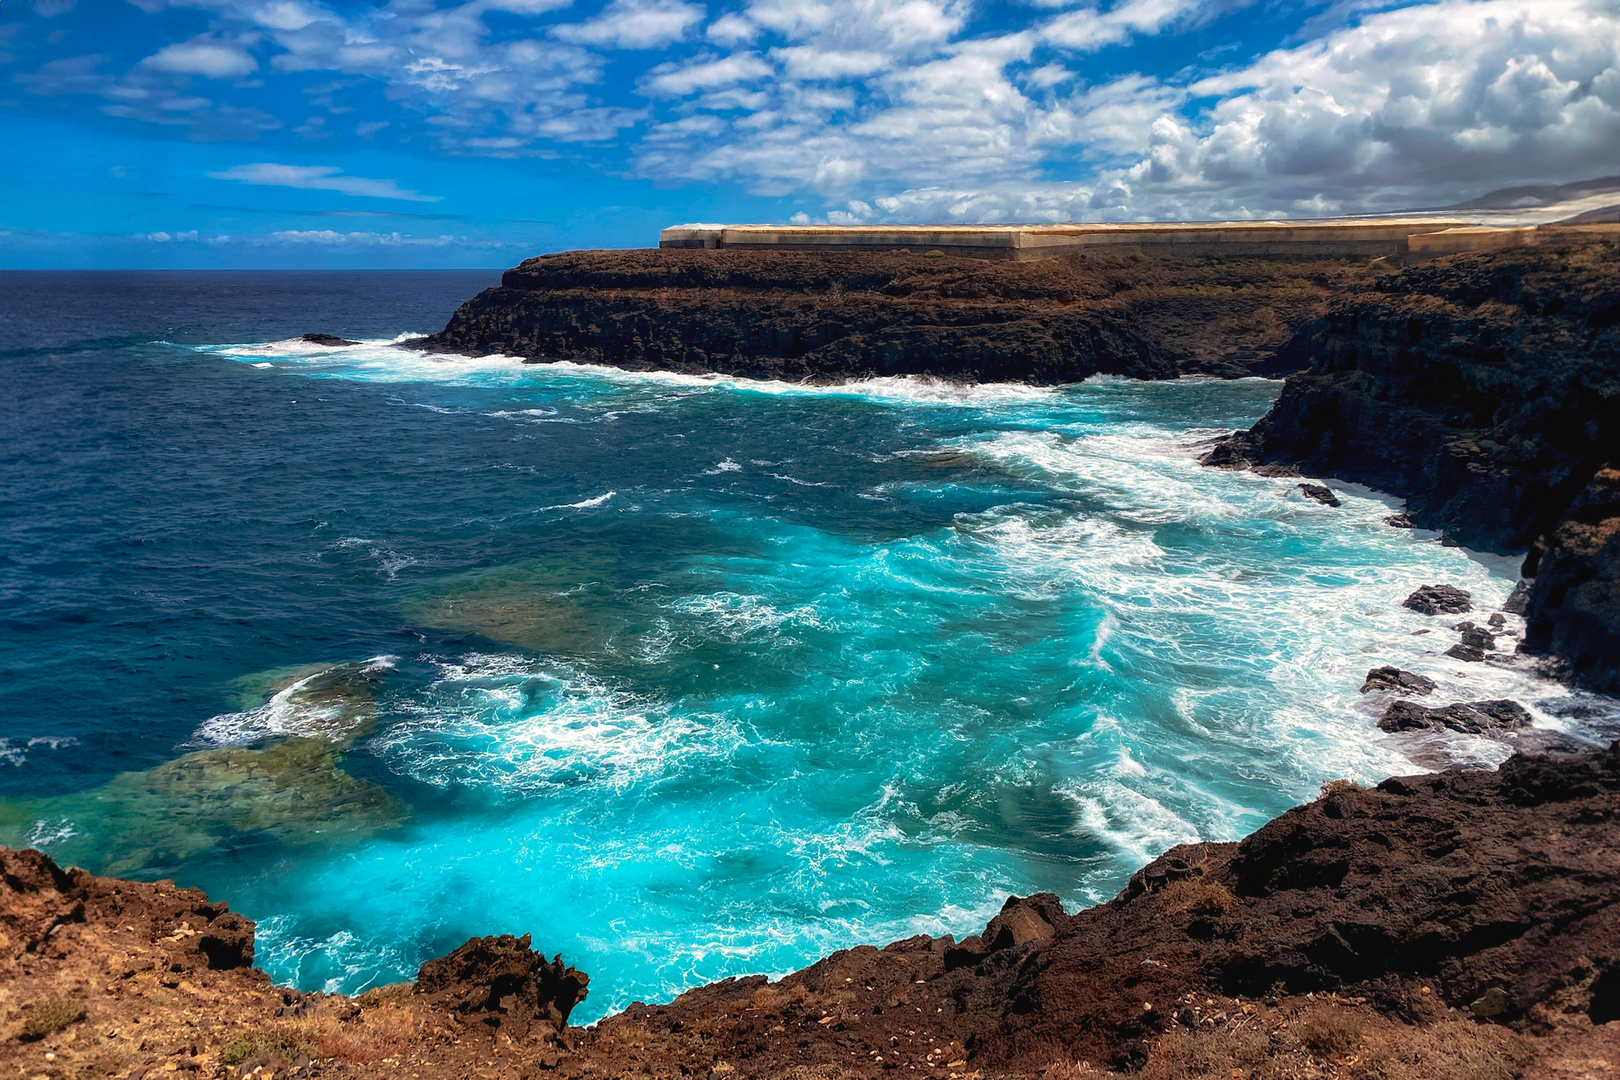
left=6, top=742, right=1617, bottom=1078
left=1203, top=230, right=1620, bottom=693
left=409, top=247, right=1372, bottom=381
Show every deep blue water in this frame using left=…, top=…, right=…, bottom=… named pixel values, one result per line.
left=1, top=271, right=1610, bottom=1020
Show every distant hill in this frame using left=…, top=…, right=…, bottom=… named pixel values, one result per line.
left=1443, top=175, right=1620, bottom=210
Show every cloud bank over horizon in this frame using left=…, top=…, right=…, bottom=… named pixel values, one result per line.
left=2, top=0, right=1617, bottom=265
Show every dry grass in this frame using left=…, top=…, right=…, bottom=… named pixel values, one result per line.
left=20, top=996, right=85, bottom=1040
left=1158, top=878, right=1237, bottom=915
left=317, top=1002, right=428, bottom=1064
left=1320, top=778, right=1364, bottom=796
left=218, top=1023, right=317, bottom=1065
left=355, top=981, right=416, bottom=1009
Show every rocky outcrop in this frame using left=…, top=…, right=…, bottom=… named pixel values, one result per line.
left=1360, top=666, right=1437, bottom=695
left=410, top=247, right=1367, bottom=381
left=1523, top=465, right=1620, bottom=692
left=6, top=742, right=1617, bottom=1077
left=415, top=933, right=588, bottom=1041
left=1377, top=698, right=1532, bottom=733
left=1204, top=232, right=1620, bottom=692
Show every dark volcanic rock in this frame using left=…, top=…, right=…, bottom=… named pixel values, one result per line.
left=1403, top=584, right=1474, bottom=615
left=1384, top=513, right=1415, bottom=527
left=416, top=932, right=588, bottom=1040
left=1456, top=622, right=1497, bottom=649
left=300, top=333, right=362, bottom=346
left=1444, top=642, right=1487, bottom=661
left=1360, top=666, right=1437, bottom=695
left=411, top=248, right=1365, bottom=383
left=1522, top=465, right=1620, bottom=694
left=1297, top=482, right=1341, bottom=507
left=1377, top=698, right=1533, bottom=733
left=1199, top=234, right=1620, bottom=692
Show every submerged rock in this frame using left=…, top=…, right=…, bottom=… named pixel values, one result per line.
left=1359, top=667, right=1437, bottom=695
left=1403, top=584, right=1473, bottom=615
left=0, top=737, right=407, bottom=876
left=300, top=333, right=362, bottom=346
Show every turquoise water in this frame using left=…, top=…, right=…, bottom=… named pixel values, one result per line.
left=2, top=273, right=1608, bottom=1022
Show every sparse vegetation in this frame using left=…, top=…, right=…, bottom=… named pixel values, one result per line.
left=1320, top=778, right=1364, bottom=796
left=1158, top=876, right=1237, bottom=915
left=219, top=1025, right=316, bottom=1066
left=355, top=981, right=415, bottom=1009
left=20, top=996, right=84, bottom=1040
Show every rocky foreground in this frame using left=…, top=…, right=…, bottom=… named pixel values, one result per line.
left=1201, top=230, right=1620, bottom=694
left=5, top=742, right=1618, bottom=1079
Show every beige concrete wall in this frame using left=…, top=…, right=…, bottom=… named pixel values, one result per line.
left=659, top=220, right=1538, bottom=260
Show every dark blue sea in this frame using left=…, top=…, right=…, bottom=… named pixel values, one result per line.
left=2, top=271, right=1609, bottom=1019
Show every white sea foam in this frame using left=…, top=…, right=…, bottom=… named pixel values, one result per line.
left=537, top=491, right=616, bottom=511
left=192, top=656, right=397, bottom=746
left=376, top=653, right=745, bottom=794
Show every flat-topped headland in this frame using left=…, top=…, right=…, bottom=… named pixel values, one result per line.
left=411, top=246, right=1381, bottom=381
left=5, top=741, right=1617, bottom=1076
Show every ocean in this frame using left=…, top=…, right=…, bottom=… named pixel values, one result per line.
left=2, top=270, right=1612, bottom=1021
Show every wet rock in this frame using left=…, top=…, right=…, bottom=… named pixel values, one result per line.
left=1455, top=623, right=1497, bottom=650
left=416, top=933, right=589, bottom=1041
left=1522, top=466, right=1620, bottom=695
left=1488, top=613, right=1506, bottom=628
left=1503, top=579, right=1534, bottom=615
left=1444, top=642, right=1486, bottom=662
left=1297, top=483, right=1341, bottom=507
left=1384, top=513, right=1415, bottom=528
left=1377, top=698, right=1533, bottom=733
left=1403, top=585, right=1473, bottom=615
left=1195, top=236, right=1620, bottom=692
left=1359, top=667, right=1436, bottom=696
left=299, top=333, right=362, bottom=347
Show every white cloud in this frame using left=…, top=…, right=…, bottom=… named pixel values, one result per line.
left=209, top=163, right=443, bottom=201
left=643, top=52, right=773, bottom=95
left=142, top=37, right=258, bottom=78
left=260, top=230, right=496, bottom=247
left=553, top=0, right=704, bottom=48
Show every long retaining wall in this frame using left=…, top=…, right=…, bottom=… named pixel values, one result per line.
left=660, top=220, right=1540, bottom=261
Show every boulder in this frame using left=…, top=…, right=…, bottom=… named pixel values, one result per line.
left=1359, top=667, right=1437, bottom=696
left=1378, top=698, right=1533, bottom=734
left=1403, top=585, right=1474, bottom=615
left=1297, top=483, right=1342, bottom=507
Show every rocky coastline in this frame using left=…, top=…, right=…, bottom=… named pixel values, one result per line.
left=5, top=740, right=1618, bottom=1078
left=1200, top=230, right=1619, bottom=694
left=407, top=247, right=1373, bottom=382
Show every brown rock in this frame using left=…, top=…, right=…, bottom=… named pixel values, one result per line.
left=1404, top=585, right=1474, bottom=615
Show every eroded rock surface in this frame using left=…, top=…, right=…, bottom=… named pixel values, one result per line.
left=410, top=248, right=1370, bottom=382
left=1203, top=233, right=1620, bottom=692
left=4, top=742, right=1617, bottom=1077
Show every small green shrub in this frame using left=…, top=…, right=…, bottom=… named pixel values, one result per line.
left=355, top=981, right=415, bottom=1009
left=20, top=997, right=84, bottom=1040
left=923, top=249, right=945, bottom=258
left=219, top=1027, right=315, bottom=1065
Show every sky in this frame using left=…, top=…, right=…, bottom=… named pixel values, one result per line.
left=1, top=0, right=1617, bottom=267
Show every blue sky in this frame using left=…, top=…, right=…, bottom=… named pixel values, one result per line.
left=2, top=0, right=1616, bottom=267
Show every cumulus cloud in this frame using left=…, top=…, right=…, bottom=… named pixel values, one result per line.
left=142, top=36, right=258, bottom=78
left=208, top=163, right=443, bottom=201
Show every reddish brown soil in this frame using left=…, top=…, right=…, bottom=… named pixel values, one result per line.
left=6, top=744, right=1617, bottom=1080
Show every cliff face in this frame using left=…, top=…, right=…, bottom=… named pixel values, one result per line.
left=1204, top=232, right=1620, bottom=692
left=5, top=743, right=1618, bottom=1078
left=412, top=248, right=1362, bottom=382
